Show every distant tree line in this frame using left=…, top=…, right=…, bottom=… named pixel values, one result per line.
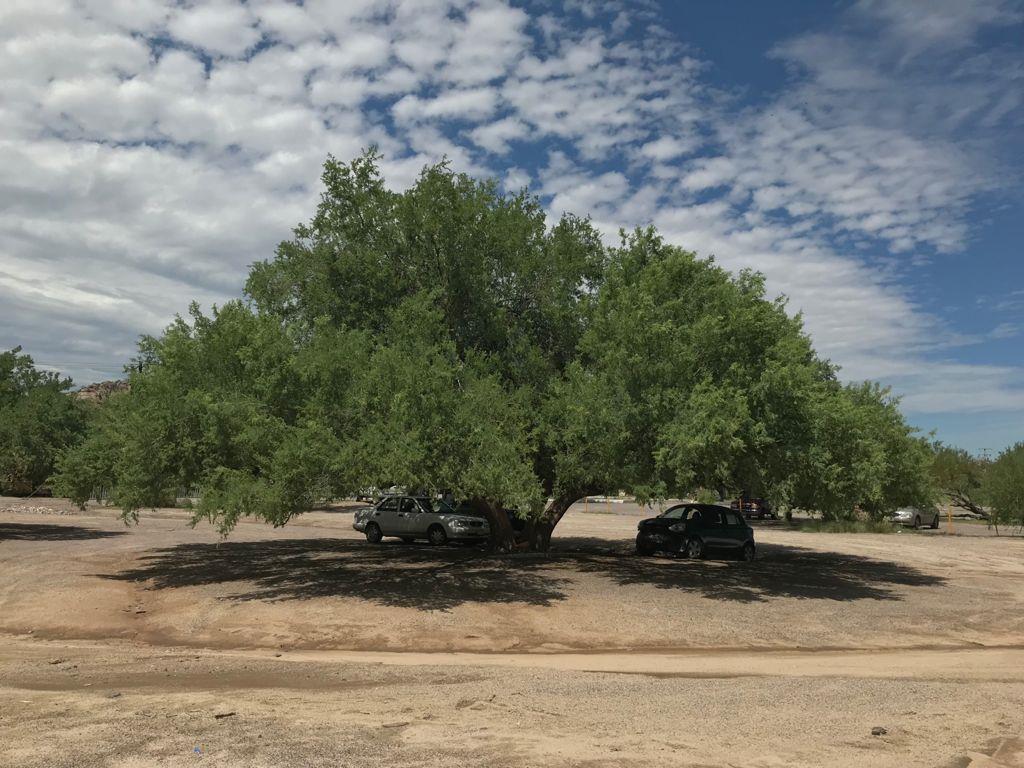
left=932, top=443, right=1024, bottom=533
left=0, top=347, right=88, bottom=496
left=3, top=152, right=1020, bottom=546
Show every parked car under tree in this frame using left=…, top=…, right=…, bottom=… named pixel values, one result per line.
left=888, top=506, right=941, bottom=529
left=352, top=495, right=490, bottom=545
left=636, top=503, right=757, bottom=561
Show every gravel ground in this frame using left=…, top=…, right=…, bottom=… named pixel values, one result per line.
left=2, top=497, right=1024, bottom=766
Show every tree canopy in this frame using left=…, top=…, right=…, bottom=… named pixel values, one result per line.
left=985, top=443, right=1024, bottom=533
left=931, top=443, right=989, bottom=518
left=54, top=151, right=939, bottom=547
left=0, top=347, right=87, bottom=495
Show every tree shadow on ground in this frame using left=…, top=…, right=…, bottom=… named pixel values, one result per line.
left=0, top=522, right=126, bottom=541
left=104, top=539, right=568, bottom=610
left=552, top=536, right=943, bottom=602
left=104, top=534, right=943, bottom=610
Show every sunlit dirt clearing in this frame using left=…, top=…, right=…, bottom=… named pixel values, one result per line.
left=2, top=498, right=1023, bottom=767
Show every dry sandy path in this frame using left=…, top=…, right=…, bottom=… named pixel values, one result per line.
left=3, top=498, right=1024, bottom=767
left=273, top=644, right=1024, bottom=681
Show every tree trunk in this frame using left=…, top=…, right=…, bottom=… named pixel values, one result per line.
left=525, top=517, right=554, bottom=552
left=468, top=491, right=592, bottom=554
left=948, top=491, right=987, bottom=519
left=526, top=491, right=587, bottom=552
left=465, top=498, right=516, bottom=553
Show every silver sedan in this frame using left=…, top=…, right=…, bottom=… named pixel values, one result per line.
left=890, top=507, right=941, bottom=529
left=353, top=495, right=490, bottom=545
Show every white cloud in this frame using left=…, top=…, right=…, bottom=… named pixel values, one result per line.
left=251, top=0, right=322, bottom=45
left=319, top=30, right=392, bottom=72
left=468, top=117, right=528, bottom=154
left=309, top=74, right=370, bottom=109
left=991, top=289, right=1024, bottom=313
left=872, top=360, right=1024, bottom=415
left=442, top=2, right=530, bottom=84
left=393, top=87, right=499, bottom=123
left=502, top=166, right=532, bottom=191
left=0, top=0, right=1022, bottom=447
left=167, top=1, right=261, bottom=58
left=991, top=322, right=1020, bottom=339
left=715, top=105, right=981, bottom=254
left=503, top=32, right=704, bottom=161
left=854, top=0, right=1024, bottom=51
left=638, top=136, right=692, bottom=162
left=678, top=157, right=737, bottom=192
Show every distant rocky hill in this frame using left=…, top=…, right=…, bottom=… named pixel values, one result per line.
left=73, top=380, right=129, bottom=404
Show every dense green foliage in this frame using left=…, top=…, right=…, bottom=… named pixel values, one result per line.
left=931, top=444, right=989, bottom=518
left=54, top=151, right=941, bottom=545
left=793, top=519, right=897, bottom=534
left=985, top=443, right=1024, bottom=532
left=0, top=347, right=87, bottom=495
left=796, top=382, right=936, bottom=520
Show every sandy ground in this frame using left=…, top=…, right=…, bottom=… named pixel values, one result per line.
left=2, top=496, right=1024, bottom=767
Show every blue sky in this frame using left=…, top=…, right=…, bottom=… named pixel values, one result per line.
left=0, top=0, right=1021, bottom=453
left=657, top=0, right=1024, bottom=453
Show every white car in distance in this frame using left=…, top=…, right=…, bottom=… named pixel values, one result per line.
left=889, top=506, right=941, bottom=529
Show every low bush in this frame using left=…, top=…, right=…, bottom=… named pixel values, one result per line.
left=793, top=519, right=896, bottom=534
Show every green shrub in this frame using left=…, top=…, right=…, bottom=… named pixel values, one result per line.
left=794, top=518, right=896, bottom=534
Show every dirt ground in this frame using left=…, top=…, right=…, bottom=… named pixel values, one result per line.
left=2, top=497, right=1024, bottom=767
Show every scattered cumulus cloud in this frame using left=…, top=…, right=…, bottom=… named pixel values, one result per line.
left=167, top=1, right=261, bottom=58
left=854, top=0, right=1024, bottom=51
left=393, top=87, right=500, bottom=123
left=0, top=0, right=1022, bottom=444
left=468, top=117, right=529, bottom=154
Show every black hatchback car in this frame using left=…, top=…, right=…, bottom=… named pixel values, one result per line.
left=636, top=503, right=756, bottom=561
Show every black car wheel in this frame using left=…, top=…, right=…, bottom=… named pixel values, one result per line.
left=685, top=537, right=705, bottom=559
left=365, top=522, right=383, bottom=544
left=427, top=525, right=448, bottom=546
left=740, top=542, right=756, bottom=562
left=636, top=535, right=655, bottom=556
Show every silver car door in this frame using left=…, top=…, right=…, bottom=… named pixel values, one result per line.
left=373, top=496, right=400, bottom=534
left=397, top=497, right=421, bottom=535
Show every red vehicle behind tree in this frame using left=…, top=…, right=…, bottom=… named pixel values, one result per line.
left=731, top=498, right=776, bottom=520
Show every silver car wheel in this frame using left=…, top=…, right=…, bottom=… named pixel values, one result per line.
left=365, top=522, right=382, bottom=544
left=427, top=525, right=447, bottom=546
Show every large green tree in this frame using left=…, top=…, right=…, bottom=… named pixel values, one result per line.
left=931, top=444, right=989, bottom=518
left=0, top=347, right=87, bottom=495
left=55, top=151, right=937, bottom=547
left=793, top=382, right=935, bottom=520
left=984, top=443, right=1024, bottom=534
